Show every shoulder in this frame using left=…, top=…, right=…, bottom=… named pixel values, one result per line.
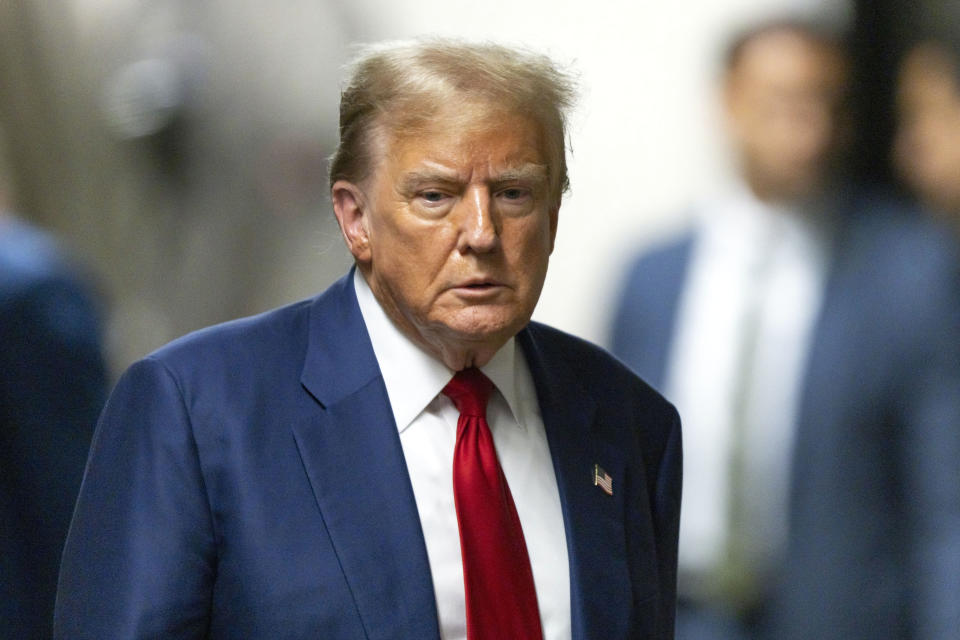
left=843, top=195, right=954, bottom=251
left=145, top=296, right=316, bottom=382
left=521, top=322, right=681, bottom=511
left=611, top=227, right=697, bottom=332
left=0, top=219, right=64, bottom=286
left=619, top=228, right=697, bottom=289
left=0, top=220, right=102, bottom=346
left=824, top=195, right=960, bottom=373
left=97, top=295, right=322, bottom=464
left=0, top=219, right=88, bottom=299
left=607, top=226, right=697, bottom=365
left=836, top=196, right=960, bottom=304
left=128, top=272, right=359, bottom=403
left=836, top=191, right=955, bottom=258
left=144, top=270, right=360, bottom=383
left=523, top=321, right=676, bottom=420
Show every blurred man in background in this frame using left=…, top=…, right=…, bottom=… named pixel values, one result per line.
left=0, top=134, right=107, bottom=638
left=895, top=22, right=960, bottom=238
left=610, top=17, right=960, bottom=640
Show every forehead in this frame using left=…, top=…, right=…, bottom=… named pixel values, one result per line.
left=377, top=102, right=547, bottom=174
left=733, top=30, right=847, bottom=89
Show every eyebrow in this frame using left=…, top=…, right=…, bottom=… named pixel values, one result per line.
left=399, top=163, right=548, bottom=193
left=399, top=170, right=461, bottom=193
left=492, top=164, right=549, bottom=184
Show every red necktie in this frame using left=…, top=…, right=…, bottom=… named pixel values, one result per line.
left=443, top=367, right=543, bottom=640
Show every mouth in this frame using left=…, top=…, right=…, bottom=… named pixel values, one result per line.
left=459, top=277, right=502, bottom=287
left=449, top=278, right=506, bottom=296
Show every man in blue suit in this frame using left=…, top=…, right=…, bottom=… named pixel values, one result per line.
left=610, top=19, right=960, bottom=640
left=1, top=209, right=106, bottom=638
left=56, top=40, right=681, bottom=639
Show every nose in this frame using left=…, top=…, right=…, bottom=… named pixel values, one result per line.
left=456, top=185, right=499, bottom=254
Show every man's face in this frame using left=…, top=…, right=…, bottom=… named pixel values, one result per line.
left=334, top=104, right=558, bottom=368
left=894, top=43, right=960, bottom=218
left=724, top=30, right=848, bottom=203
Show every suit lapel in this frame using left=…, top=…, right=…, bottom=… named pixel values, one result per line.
left=789, top=211, right=858, bottom=522
left=292, top=271, right=440, bottom=640
left=642, top=232, right=696, bottom=390
left=519, top=326, right=634, bottom=639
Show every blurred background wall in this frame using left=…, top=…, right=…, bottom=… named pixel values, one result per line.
left=0, top=0, right=946, bottom=376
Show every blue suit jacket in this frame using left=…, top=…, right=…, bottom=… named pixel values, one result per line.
left=56, top=269, right=681, bottom=639
left=0, top=220, right=106, bottom=639
left=609, top=197, right=960, bottom=639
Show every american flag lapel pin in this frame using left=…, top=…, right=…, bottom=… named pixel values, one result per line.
left=593, top=464, right=613, bottom=496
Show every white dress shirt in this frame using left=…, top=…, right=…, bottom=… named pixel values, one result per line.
left=665, top=186, right=831, bottom=584
left=353, top=270, right=571, bottom=640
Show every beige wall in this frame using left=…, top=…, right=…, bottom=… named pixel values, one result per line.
left=1, top=0, right=848, bottom=376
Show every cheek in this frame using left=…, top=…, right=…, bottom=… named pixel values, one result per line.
left=373, top=217, right=459, bottom=284
left=373, top=212, right=427, bottom=257
left=504, top=217, right=554, bottom=277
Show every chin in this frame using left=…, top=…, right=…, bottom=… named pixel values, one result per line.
left=438, top=309, right=528, bottom=345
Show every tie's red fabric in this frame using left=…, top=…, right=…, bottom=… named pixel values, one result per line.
left=443, top=367, right=543, bottom=640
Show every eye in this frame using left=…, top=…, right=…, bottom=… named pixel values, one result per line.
left=495, top=187, right=534, bottom=213
left=411, top=189, right=455, bottom=218
left=418, top=190, right=452, bottom=206
left=501, top=188, right=528, bottom=200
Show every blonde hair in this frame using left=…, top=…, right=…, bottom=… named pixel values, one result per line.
left=329, top=39, right=576, bottom=207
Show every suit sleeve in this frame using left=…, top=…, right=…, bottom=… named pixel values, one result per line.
left=54, top=357, right=216, bottom=639
left=900, top=245, right=960, bottom=639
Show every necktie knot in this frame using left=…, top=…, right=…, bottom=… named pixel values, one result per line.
left=443, top=367, right=493, bottom=418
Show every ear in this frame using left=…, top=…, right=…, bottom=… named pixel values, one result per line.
left=332, top=180, right=372, bottom=263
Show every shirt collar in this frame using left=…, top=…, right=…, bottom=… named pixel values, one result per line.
left=353, top=269, right=523, bottom=433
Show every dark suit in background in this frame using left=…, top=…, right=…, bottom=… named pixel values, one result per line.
left=609, top=195, right=960, bottom=639
left=0, top=218, right=106, bottom=639
left=611, top=18, right=960, bottom=638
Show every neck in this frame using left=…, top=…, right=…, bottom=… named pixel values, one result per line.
left=359, top=266, right=507, bottom=372
left=428, top=338, right=500, bottom=371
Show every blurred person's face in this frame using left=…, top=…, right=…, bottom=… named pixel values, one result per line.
left=724, top=30, right=848, bottom=203
left=894, top=43, right=960, bottom=221
left=331, top=103, right=558, bottom=370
